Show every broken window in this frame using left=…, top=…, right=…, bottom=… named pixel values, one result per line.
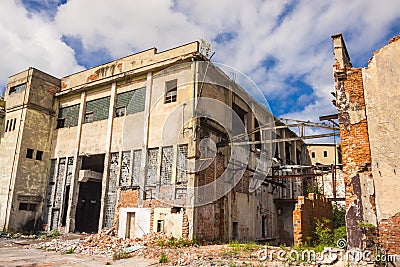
left=85, top=96, right=110, bottom=122
left=57, top=104, right=79, bottom=128
left=165, top=79, right=177, bottom=103
left=115, top=106, right=126, bottom=117
left=116, top=87, right=145, bottom=116
left=161, top=146, right=173, bottom=185
left=36, top=150, right=43, bottom=161
left=132, top=150, right=141, bottom=186
left=176, top=144, right=188, bottom=184
left=146, top=148, right=159, bottom=186
left=26, top=148, right=34, bottom=159
left=19, top=202, right=37, bottom=211
left=120, top=151, right=131, bottom=187
left=9, top=83, right=26, bottom=95
left=104, top=153, right=118, bottom=228
left=84, top=112, right=94, bottom=123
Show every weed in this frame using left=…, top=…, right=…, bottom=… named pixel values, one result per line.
left=159, top=253, right=168, bottom=263
left=112, top=250, right=130, bottom=260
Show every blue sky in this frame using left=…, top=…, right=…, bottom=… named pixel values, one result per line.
left=1, top=0, right=399, bottom=122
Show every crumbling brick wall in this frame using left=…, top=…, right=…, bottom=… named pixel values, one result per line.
left=293, top=193, right=333, bottom=246
left=378, top=212, right=400, bottom=254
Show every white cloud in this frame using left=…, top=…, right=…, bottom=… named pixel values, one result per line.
left=1, top=0, right=399, bottom=125
left=0, top=0, right=82, bottom=94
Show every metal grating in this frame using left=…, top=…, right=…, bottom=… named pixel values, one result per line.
left=176, top=144, right=189, bottom=183
left=104, top=152, right=119, bottom=228
left=120, top=151, right=131, bottom=187
left=161, top=146, right=173, bottom=185
left=132, top=150, right=141, bottom=186
left=146, top=148, right=159, bottom=185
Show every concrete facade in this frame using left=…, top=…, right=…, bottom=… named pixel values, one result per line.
left=332, top=34, right=400, bottom=254
left=1, top=42, right=312, bottom=245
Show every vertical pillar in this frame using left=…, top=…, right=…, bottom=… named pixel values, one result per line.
left=98, top=82, right=117, bottom=231
left=66, top=91, right=86, bottom=232
left=139, top=72, right=153, bottom=204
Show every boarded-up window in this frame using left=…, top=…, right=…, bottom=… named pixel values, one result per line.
left=120, top=151, right=131, bottom=187
left=85, top=96, right=110, bottom=122
left=161, top=146, right=173, bottom=185
left=176, top=144, right=188, bottom=184
left=116, top=87, right=145, bottom=116
left=57, top=104, right=80, bottom=128
left=146, top=148, right=159, bottom=185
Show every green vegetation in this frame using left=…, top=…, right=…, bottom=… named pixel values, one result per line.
left=228, top=241, right=264, bottom=252
left=112, top=250, right=131, bottom=260
left=157, top=236, right=197, bottom=248
left=159, top=253, right=168, bottom=263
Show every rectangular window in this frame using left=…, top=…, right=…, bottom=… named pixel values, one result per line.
left=8, top=119, right=13, bottom=132
left=5, top=120, right=9, bottom=132
left=9, top=83, right=26, bottom=95
left=161, top=146, right=173, bottom=185
left=26, top=148, right=34, bottom=159
left=116, top=87, right=145, bottom=116
left=84, top=112, right=94, bottom=123
left=19, top=202, right=37, bottom=211
left=324, top=151, right=328, bottom=157
left=146, top=148, right=159, bottom=186
left=311, top=152, right=315, bottom=158
left=176, top=144, right=188, bottom=184
left=157, top=220, right=165, bottom=232
left=57, top=104, right=80, bottom=128
left=36, top=150, right=43, bottom=161
left=120, top=151, right=131, bottom=187
left=115, top=106, right=126, bottom=117
left=165, top=79, right=177, bottom=103
left=85, top=96, right=110, bottom=122
left=12, top=118, right=16, bottom=131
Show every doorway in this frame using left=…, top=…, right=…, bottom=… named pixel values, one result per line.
left=126, top=212, right=136, bottom=238
left=75, top=154, right=104, bottom=233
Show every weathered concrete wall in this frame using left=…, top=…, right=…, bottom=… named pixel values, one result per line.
left=362, top=36, right=400, bottom=254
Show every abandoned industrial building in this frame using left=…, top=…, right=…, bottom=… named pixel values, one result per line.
left=0, top=40, right=347, bottom=246
left=332, top=33, right=400, bottom=255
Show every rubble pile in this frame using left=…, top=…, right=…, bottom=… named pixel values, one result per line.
left=30, top=229, right=270, bottom=266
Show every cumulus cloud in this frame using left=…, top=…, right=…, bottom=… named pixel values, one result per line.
left=0, top=0, right=82, bottom=94
left=1, top=0, right=399, bottom=125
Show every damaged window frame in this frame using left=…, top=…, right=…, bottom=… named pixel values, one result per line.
left=164, top=79, right=177, bottom=104
left=9, top=83, right=27, bottom=95
left=84, top=112, right=94, bottom=123
left=19, top=202, right=37, bottom=211
left=115, top=106, right=126, bottom=117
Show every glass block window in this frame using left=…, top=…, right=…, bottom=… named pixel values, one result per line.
left=116, top=87, right=145, bottom=116
left=120, top=151, right=131, bottom=187
left=85, top=96, right=110, bottom=122
left=57, top=104, right=80, bottom=128
left=146, top=148, right=159, bottom=185
left=176, top=144, right=188, bottom=184
left=132, top=150, right=141, bottom=186
left=160, top=146, right=173, bottom=185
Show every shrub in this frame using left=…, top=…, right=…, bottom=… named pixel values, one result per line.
left=159, top=253, right=168, bottom=263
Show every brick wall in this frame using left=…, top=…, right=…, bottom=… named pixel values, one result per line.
left=293, top=193, right=332, bottom=246
left=378, top=212, right=400, bottom=254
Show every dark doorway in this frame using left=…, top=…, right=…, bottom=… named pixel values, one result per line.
left=75, top=154, right=105, bottom=233
left=75, top=181, right=102, bottom=233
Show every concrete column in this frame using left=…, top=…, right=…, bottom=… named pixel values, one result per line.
left=66, top=91, right=86, bottom=232
left=98, top=82, right=117, bottom=231
left=139, top=72, right=153, bottom=204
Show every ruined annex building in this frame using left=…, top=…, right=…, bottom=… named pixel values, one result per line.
left=332, top=34, right=400, bottom=254
left=0, top=41, right=323, bottom=244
